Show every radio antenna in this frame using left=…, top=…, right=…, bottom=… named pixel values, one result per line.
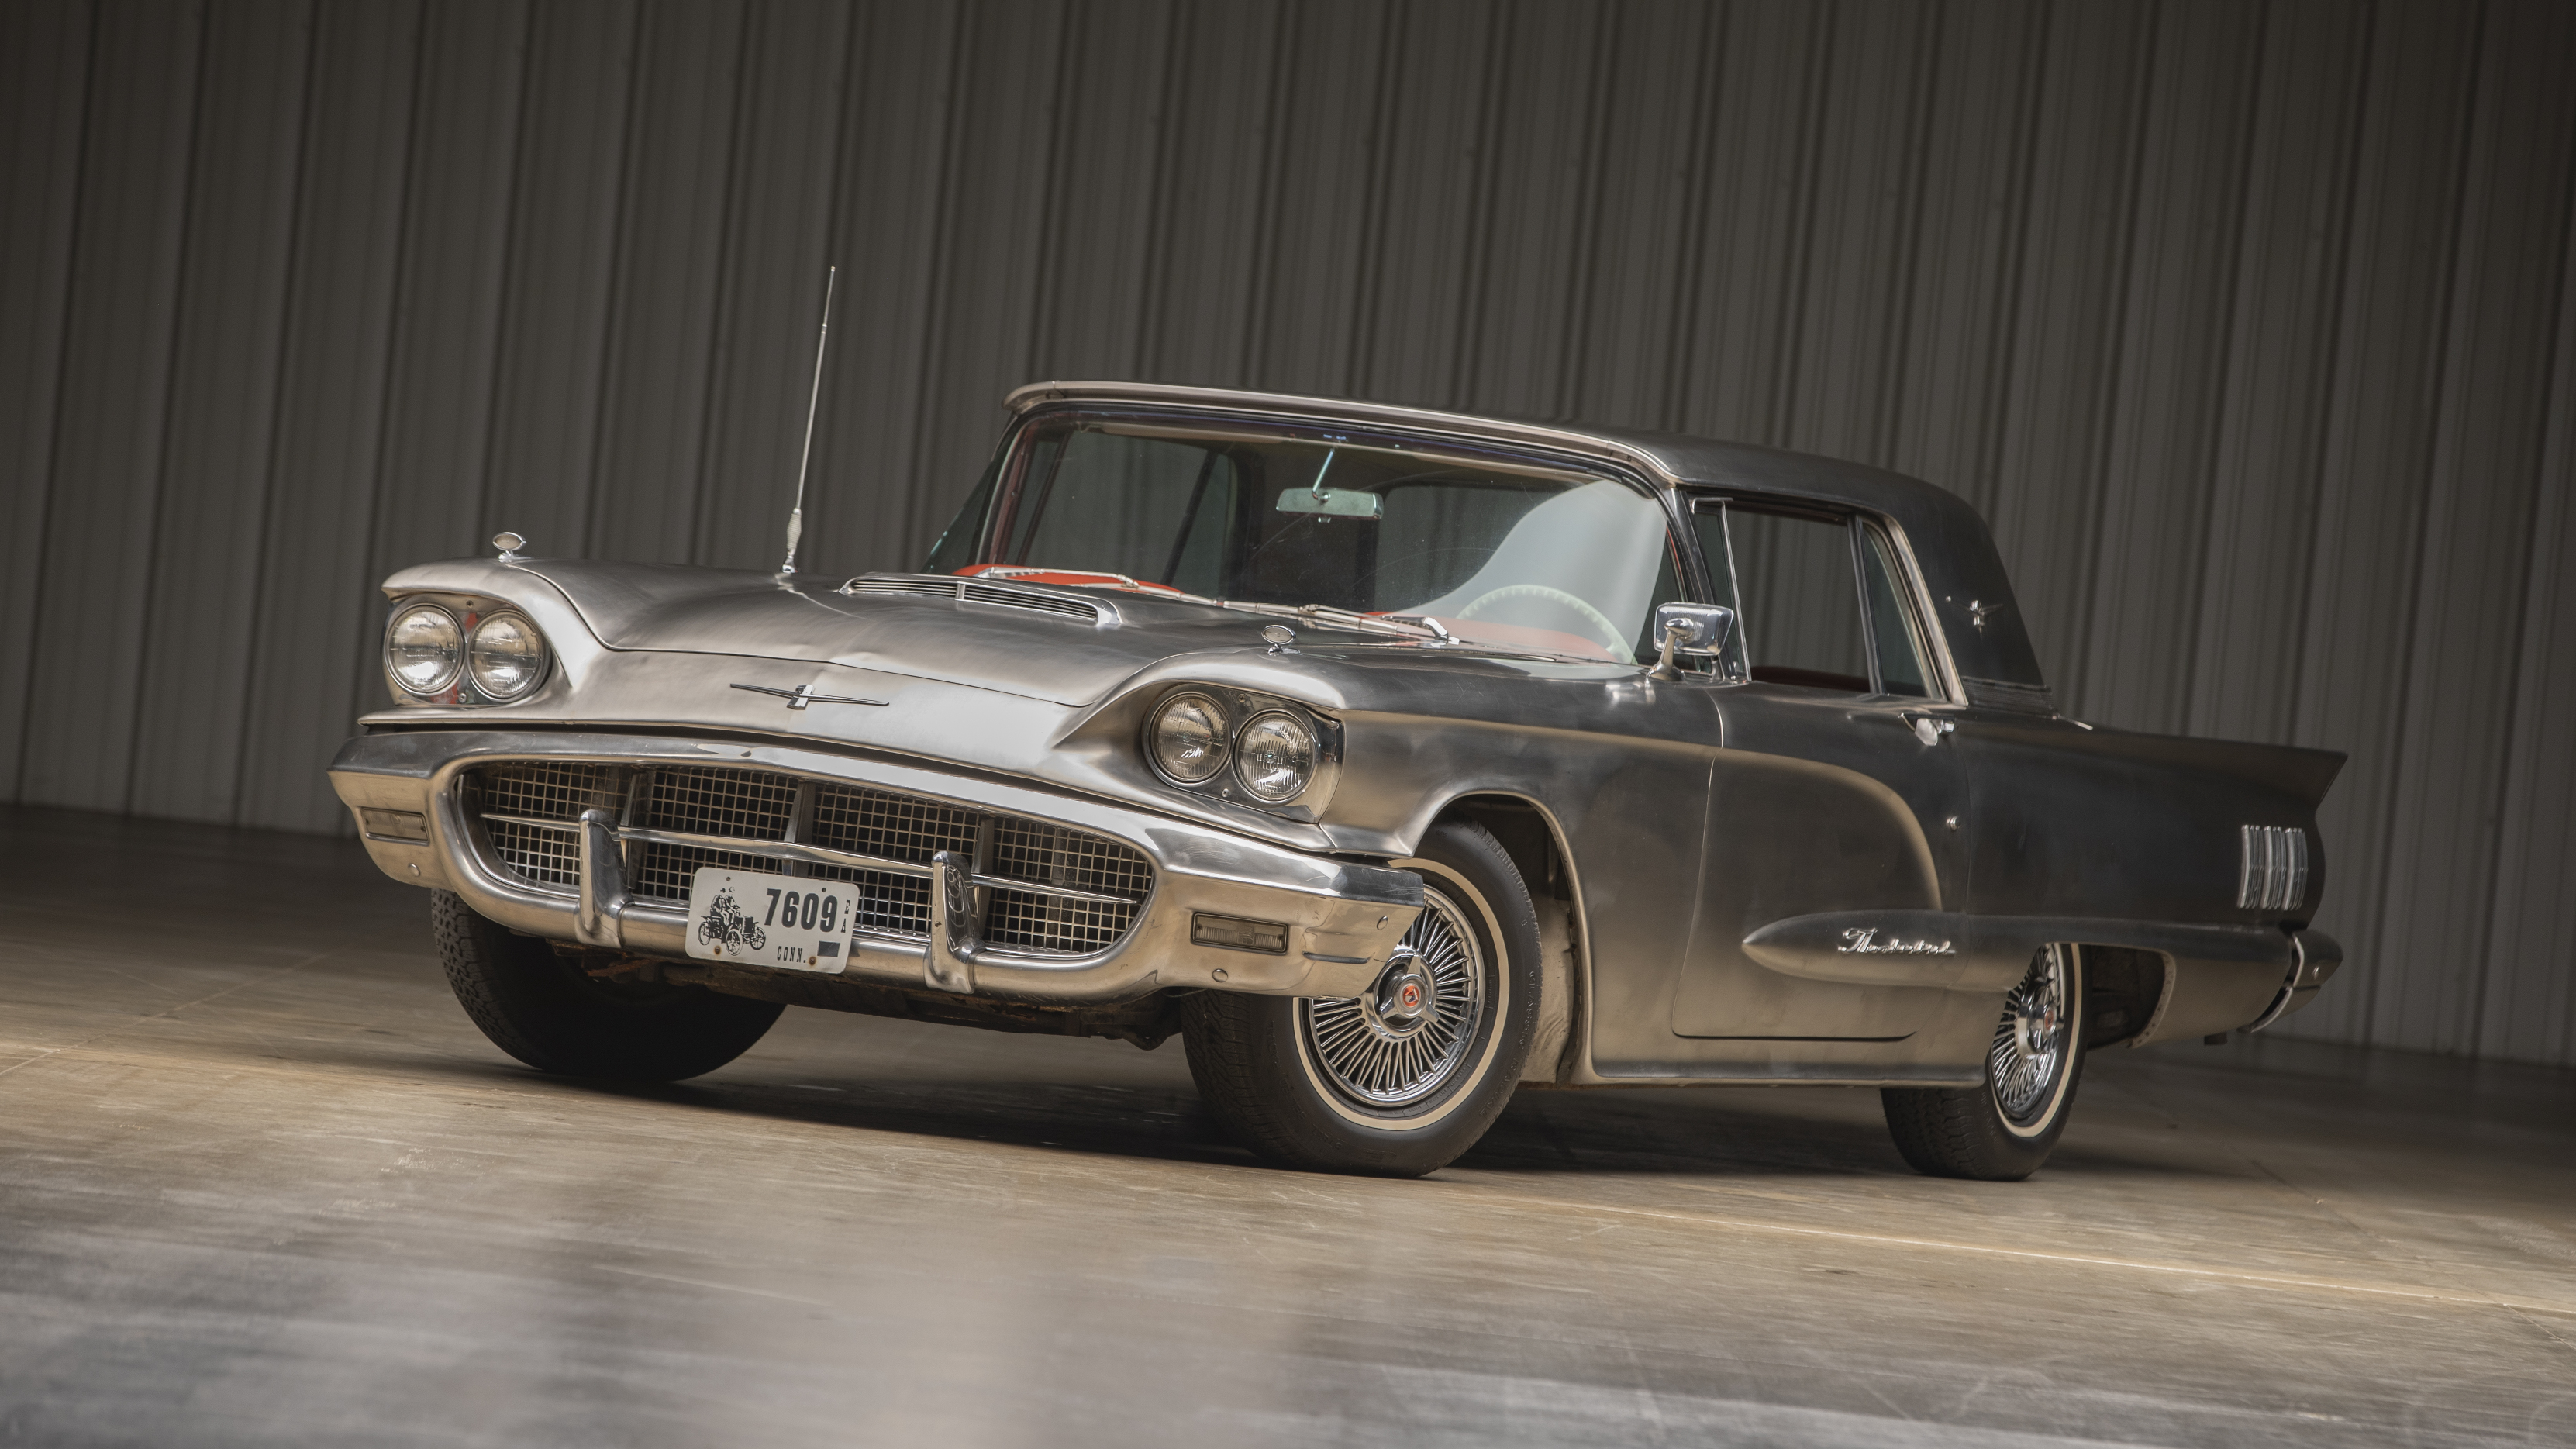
left=778, top=263, right=837, bottom=580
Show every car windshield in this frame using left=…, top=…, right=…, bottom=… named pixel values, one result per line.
left=946, top=417, right=1682, bottom=662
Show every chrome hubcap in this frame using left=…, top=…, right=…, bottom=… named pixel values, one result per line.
left=1299, top=889, right=1485, bottom=1109
left=1991, top=944, right=2071, bottom=1125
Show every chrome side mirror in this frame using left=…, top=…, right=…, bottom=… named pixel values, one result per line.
left=1648, top=602, right=1735, bottom=681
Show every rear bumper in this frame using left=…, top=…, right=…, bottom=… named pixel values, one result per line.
left=329, top=729, right=1420, bottom=1004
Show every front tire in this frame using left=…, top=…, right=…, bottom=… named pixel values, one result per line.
left=1182, top=820, right=1540, bottom=1177
left=433, top=890, right=783, bottom=1082
left=1882, top=944, right=2086, bottom=1181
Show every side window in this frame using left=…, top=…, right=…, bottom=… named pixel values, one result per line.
left=1858, top=526, right=1932, bottom=698
left=1693, top=502, right=1936, bottom=697
left=1724, top=507, right=1871, bottom=692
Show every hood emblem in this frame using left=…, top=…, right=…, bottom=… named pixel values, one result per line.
left=1837, top=926, right=1955, bottom=956
left=730, top=682, right=888, bottom=711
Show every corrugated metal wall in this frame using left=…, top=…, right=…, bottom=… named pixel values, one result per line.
left=5, top=0, right=2571, bottom=1065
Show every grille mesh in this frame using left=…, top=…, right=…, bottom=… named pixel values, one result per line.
left=987, top=819, right=1155, bottom=954
left=812, top=784, right=978, bottom=861
left=799, top=785, right=981, bottom=938
left=636, top=765, right=799, bottom=839
left=460, top=761, right=1150, bottom=957
left=627, top=766, right=805, bottom=904
left=474, top=760, right=625, bottom=821
left=468, top=762, right=623, bottom=888
left=485, top=818, right=581, bottom=887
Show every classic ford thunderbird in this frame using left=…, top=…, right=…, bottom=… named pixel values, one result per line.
left=329, top=382, right=2343, bottom=1178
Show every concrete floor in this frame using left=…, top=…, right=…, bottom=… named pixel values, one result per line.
left=2, top=806, right=2571, bottom=1448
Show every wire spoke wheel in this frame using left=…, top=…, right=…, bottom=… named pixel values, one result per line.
left=1988, top=943, right=2074, bottom=1127
left=1181, top=819, right=1539, bottom=1175
left=1883, top=942, right=2087, bottom=1180
left=1297, top=888, right=1486, bottom=1110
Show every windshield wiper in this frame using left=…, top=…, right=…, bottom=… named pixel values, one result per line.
left=1210, top=599, right=1443, bottom=643
left=1043, top=580, right=1605, bottom=662
left=1216, top=601, right=1613, bottom=664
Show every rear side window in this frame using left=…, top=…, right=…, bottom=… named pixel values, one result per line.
left=1695, top=501, right=1933, bottom=698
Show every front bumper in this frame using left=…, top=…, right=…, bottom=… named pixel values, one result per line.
left=329, top=730, right=1420, bottom=1004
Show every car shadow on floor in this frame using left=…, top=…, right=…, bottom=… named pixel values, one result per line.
left=291, top=1044, right=1940, bottom=1181
left=269, top=1037, right=2233, bottom=1184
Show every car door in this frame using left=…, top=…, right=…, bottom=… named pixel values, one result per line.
left=1671, top=499, right=1973, bottom=1041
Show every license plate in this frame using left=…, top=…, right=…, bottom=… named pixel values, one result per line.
left=684, top=868, right=856, bottom=974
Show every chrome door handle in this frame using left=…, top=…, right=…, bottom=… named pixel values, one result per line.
left=1902, top=712, right=1956, bottom=747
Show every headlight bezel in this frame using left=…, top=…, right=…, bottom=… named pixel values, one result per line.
left=1138, top=685, right=1340, bottom=816
left=384, top=603, right=465, bottom=697
left=466, top=610, right=550, bottom=700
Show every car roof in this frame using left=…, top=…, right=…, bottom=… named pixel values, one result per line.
left=1005, top=381, right=2051, bottom=698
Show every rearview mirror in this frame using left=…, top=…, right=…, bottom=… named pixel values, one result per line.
left=1648, top=602, right=1735, bottom=680
left=1275, top=487, right=1383, bottom=519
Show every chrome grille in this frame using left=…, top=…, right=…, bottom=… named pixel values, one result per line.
left=474, top=760, right=625, bottom=819
left=636, top=764, right=798, bottom=838
left=467, top=762, right=623, bottom=888
left=812, top=783, right=978, bottom=861
left=629, top=765, right=804, bottom=902
left=460, top=761, right=1152, bottom=957
left=799, top=784, right=980, bottom=938
left=987, top=819, right=1157, bottom=954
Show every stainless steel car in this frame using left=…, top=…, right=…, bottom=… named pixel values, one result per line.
left=329, top=381, right=2344, bottom=1178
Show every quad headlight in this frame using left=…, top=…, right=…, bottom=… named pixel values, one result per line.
left=385, top=605, right=463, bottom=695
left=1143, top=690, right=1325, bottom=806
left=385, top=600, right=550, bottom=702
left=1233, top=711, right=1316, bottom=802
left=1147, top=692, right=1231, bottom=783
left=467, top=612, right=548, bottom=699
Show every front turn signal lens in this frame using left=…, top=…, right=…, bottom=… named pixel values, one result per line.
left=1192, top=913, right=1288, bottom=954
left=385, top=605, right=463, bottom=695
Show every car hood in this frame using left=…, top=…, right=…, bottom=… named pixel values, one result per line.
left=513, top=560, right=1334, bottom=707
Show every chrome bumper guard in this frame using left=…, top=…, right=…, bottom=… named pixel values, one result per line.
left=330, top=730, right=1422, bottom=1003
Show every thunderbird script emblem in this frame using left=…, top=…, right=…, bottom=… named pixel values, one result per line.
left=1836, top=926, right=1956, bottom=956
left=729, top=682, right=888, bottom=711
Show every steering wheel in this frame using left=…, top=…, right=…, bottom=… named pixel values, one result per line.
left=1454, top=585, right=1629, bottom=657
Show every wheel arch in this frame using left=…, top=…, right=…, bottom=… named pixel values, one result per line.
left=1430, top=792, right=1585, bottom=1085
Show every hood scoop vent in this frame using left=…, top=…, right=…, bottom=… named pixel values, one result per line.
left=838, top=573, right=1119, bottom=628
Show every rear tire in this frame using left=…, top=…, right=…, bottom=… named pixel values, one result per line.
left=1182, top=820, right=1540, bottom=1177
left=433, top=890, right=782, bottom=1082
left=1882, top=944, right=2086, bottom=1181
